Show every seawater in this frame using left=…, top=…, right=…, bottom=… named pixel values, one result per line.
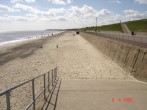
left=0, top=30, right=62, bottom=45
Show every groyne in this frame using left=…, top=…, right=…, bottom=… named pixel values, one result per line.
left=80, top=32, right=147, bottom=82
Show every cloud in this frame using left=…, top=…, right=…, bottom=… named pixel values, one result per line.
left=68, top=5, right=96, bottom=17
left=48, top=8, right=66, bottom=16
left=48, top=0, right=72, bottom=5
left=135, top=0, right=147, bottom=4
left=14, top=3, right=40, bottom=14
left=68, top=5, right=112, bottom=19
left=0, top=3, right=121, bottom=27
left=1, top=4, right=114, bottom=26
left=0, top=14, right=28, bottom=22
left=124, top=9, right=147, bottom=20
left=97, top=9, right=112, bottom=17
left=10, top=0, right=23, bottom=3
left=10, top=0, right=35, bottom=3
left=14, top=3, right=68, bottom=17
left=0, top=4, right=146, bottom=31
left=66, top=5, right=114, bottom=27
left=24, top=0, right=36, bottom=3
left=109, top=0, right=121, bottom=4
left=14, top=3, right=53, bottom=16
left=55, top=16, right=67, bottom=22
left=0, top=4, right=19, bottom=12
left=124, top=9, right=138, bottom=14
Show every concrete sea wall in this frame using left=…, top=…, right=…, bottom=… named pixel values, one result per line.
left=80, top=32, right=147, bottom=82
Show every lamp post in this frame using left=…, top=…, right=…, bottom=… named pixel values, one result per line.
left=96, top=17, right=97, bottom=35
left=128, top=12, right=130, bottom=21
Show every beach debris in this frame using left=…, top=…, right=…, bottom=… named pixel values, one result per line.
left=56, top=45, right=58, bottom=48
left=0, top=61, right=5, bottom=65
left=76, top=31, right=80, bottom=34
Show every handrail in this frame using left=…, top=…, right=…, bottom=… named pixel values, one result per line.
left=0, top=67, right=58, bottom=110
left=84, top=31, right=147, bottom=44
left=82, top=31, right=147, bottom=48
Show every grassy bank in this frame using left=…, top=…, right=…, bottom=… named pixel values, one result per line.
left=126, top=19, right=147, bottom=32
left=82, top=23, right=122, bottom=32
left=82, top=19, right=147, bottom=32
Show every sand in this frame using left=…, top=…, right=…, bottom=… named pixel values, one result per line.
left=0, top=31, right=135, bottom=90
left=0, top=31, right=135, bottom=109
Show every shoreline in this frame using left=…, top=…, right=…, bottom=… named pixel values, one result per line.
left=0, top=31, right=63, bottom=46
left=0, top=32, right=62, bottom=66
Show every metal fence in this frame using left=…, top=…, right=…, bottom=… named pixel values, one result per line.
left=85, top=31, right=147, bottom=44
left=0, top=67, right=57, bottom=110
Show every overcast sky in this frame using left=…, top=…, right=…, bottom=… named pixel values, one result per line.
left=0, top=0, right=147, bottom=32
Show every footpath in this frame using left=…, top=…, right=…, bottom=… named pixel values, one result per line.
left=44, top=32, right=147, bottom=110
left=46, top=79, right=147, bottom=110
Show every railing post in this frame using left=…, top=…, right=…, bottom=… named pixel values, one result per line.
left=55, top=67, right=57, bottom=80
left=48, top=71, right=50, bottom=92
left=32, top=79, right=35, bottom=110
left=52, top=70, right=54, bottom=86
left=44, top=74, right=46, bottom=100
left=54, top=68, right=56, bottom=83
left=6, top=91, right=11, bottom=110
left=56, top=67, right=57, bottom=78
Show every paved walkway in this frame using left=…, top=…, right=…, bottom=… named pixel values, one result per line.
left=121, top=23, right=131, bottom=34
left=49, top=79, right=147, bottom=110
left=39, top=32, right=147, bottom=110
left=43, top=32, right=147, bottom=110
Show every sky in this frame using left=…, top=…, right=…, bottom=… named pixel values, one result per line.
left=0, top=0, right=147, bottom=32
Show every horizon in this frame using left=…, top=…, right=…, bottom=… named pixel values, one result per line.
left=0, top=0, right=147, bottom=32
left=0, top=28, right=66, bottom=33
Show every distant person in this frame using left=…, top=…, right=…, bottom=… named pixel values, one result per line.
left=131, top=31, right=134, bottom=35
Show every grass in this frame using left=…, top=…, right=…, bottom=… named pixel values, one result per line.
left=82, top=23, right=122, bottom=32
left=82, top=19, right=147, bottom=32
left=126, top=19, right=147, bottom=32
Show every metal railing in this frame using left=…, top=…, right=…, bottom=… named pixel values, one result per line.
left=85, top=31, right=147, bottom=43
left=0, top=67, right=57, bottom=110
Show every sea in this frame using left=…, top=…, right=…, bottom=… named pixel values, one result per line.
left=0, top=30, right=62, bottom=46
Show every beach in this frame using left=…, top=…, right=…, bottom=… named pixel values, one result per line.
left=0, top=31, right=135, bottom=109
left=0, top=31, right=135, bottom=90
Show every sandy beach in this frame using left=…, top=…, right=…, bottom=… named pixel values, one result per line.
left=0, top=31, right=135, bottom=109
left=0, top=31, right=135, bottom=90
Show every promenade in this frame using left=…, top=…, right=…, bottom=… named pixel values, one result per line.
left=44, top=32, right=147, bottom=110
left=0, top=32, right=146, bottom=110
left=52, top=79, right=147, bottom=110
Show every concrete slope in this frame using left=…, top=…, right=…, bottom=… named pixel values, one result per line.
left=55, top=80, right=147, bottom=110
left=51, top=32, right=134, bottom=80
left=80, top=32, right=147, bottom=82
left=121, top=23, right=131, bottom=34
